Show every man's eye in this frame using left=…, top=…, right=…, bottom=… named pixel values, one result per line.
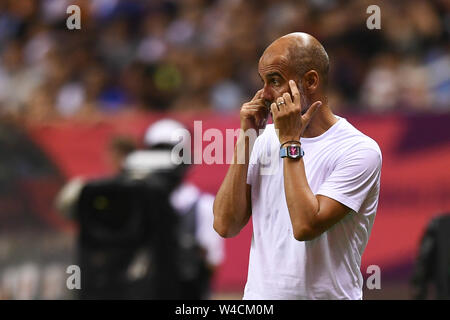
left=271, top=79, right=280, bottom=86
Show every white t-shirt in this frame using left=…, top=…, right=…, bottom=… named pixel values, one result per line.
left=243, top=116, right=382, bottom=300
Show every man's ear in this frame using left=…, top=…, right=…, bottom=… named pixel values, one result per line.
left=303, top=70, right=319, bottom=93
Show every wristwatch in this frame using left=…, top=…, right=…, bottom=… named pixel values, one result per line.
left=280, top=144, right=305, bottom=159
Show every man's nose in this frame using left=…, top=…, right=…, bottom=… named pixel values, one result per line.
left=262, top=87, right=273, bottom=105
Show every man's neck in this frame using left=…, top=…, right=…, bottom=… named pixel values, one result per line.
left=302, top=104, right=338, bottom=138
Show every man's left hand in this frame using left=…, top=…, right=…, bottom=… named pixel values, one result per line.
left=270, top=80, right=322, bottom=144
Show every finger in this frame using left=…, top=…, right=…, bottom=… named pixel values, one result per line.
left=241, top=109, right=263, bottom=129
left=243, top=103, right=266, bottom=112
left=289, top=80, right=301, bottom=108
left=276, top=97, right=285, bottom=111
left=241, top=109, right=264, bottom=120
left=243, top=105, right=268, bottom=120
left=251, top=89, right=264, bottom=101
left=244, top=100, right=264, bottom=108
left=242, top=107, right=263, bottom=112
left=251, top=98, right=264, bottom=105
left=270, top=102, right=278, bottom=117
left=302, top=101, right=322, bottom=124
left=282, top=92, right=293, bottom=107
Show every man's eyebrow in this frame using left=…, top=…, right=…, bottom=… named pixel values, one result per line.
left=265, top=72, right=282, bottom=78
left=259, top=72, right=283, bottom=82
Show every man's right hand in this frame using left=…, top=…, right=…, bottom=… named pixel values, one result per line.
left=240, top=89, right=269, bottom=134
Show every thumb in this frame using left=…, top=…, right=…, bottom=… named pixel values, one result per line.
left=302, top=101, right=322, bottom=124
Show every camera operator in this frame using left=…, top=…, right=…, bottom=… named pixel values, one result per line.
left=55, top=136, right=137, bottom=220
left=55, top=135, right=183, bottom=299
left=130, top=118, right=225, bottom=299
left=56, top=121, right=224, bottom=299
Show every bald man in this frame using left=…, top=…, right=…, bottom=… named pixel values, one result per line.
left=213, top=33, right=382, bottom=300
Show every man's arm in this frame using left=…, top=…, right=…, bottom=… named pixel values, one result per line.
left=213, top=89, right=268, bottom=238
left=283, top=146, right=382, bottom=241
left=213, top=135, right=252, bottom=238
left=283, top=157, right=351, bottom=241
left=270, top=79, right=352, bottom=241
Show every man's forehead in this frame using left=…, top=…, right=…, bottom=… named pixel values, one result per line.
left=258, top=39, right=294, bottom=71
left=258, top=53, right=289, bottom=74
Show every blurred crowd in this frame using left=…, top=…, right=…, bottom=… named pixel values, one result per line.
left=0, top=0, right=448, bottom=124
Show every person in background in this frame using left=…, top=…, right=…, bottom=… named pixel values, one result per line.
left=139, top=118, right=225, bottom=299
left=54, top=135, right=136, bottom=219
left=108, top=136, right=138, bottom=173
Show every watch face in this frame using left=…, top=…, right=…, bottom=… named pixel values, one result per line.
left=288, top=145, right=300, bottom=158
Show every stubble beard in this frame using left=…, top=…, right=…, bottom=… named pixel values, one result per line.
left=298, top=84, right=311, bottom=115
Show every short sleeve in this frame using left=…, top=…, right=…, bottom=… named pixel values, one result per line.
left=316, top=146, right=382, bottom=213
left=246, top=140, right=260, bottom=186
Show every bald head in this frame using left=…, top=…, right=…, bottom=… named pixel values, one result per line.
left=260, top=32, right=329, bottom=88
